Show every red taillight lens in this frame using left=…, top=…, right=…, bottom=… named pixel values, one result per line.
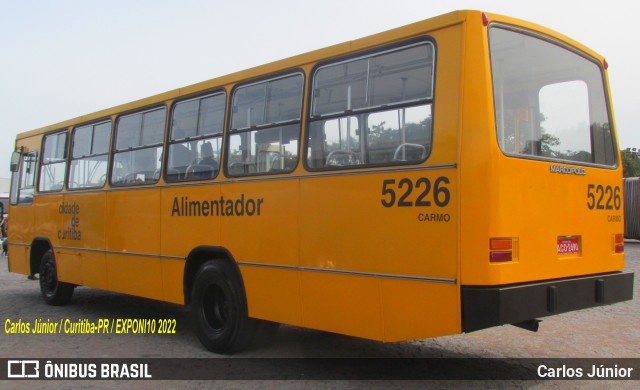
left=490, top=251, right=512, bottom=262
left=615, top=234, right=624, bottom=253
left=490, top=238, right=512, bottom=250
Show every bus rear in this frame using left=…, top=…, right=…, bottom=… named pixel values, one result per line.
left=460, top=13, right=633, bottom=332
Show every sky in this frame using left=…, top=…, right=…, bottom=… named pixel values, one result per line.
left=1, top=0, right=637, bottom=180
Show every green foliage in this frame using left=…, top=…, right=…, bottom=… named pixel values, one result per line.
left=622, top=150, right=640, bottom=177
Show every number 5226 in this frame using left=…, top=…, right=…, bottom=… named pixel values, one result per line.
left=587, top=184, right=621, bottom=210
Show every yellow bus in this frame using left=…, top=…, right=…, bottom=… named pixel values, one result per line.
left=8, top=10, right=634, bottom=353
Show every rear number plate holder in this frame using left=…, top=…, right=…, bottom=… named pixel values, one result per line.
left=558, top=237, right=580, bottom=255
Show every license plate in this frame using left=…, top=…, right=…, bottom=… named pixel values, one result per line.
left=558, top=237, right=580, bottom=255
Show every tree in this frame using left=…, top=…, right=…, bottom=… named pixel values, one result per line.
left=621, top=150, right=640, bottom=177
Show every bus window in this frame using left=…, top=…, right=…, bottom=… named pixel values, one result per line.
left=111, top=107, right=166, bottom=185
left=307, top=41, right=434, bottom=169
left=227, top=73, right=303, bottom=176
left=167, top=92, right=225, bottom=181
left=368, top=106, right=431, bottom=162
left=490, top=26, right=616, bottom=166
left=310, top=116, right=361, bottom=167
left=39, top=132, right=68, bottom=192
left=69, top=121, right=111, bottom=189
left=538, top=81, right=591, bottom=162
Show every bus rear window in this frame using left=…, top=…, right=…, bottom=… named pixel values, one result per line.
left=489, top=27, right=617, bottom=166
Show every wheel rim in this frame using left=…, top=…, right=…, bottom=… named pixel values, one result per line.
left=201, top=284, right=229, bottom=332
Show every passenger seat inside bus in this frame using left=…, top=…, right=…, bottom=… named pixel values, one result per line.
left=186, top=142, right=218, bottom=178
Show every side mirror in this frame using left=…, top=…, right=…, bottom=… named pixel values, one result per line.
left=10, top=151, right=21, bottom=172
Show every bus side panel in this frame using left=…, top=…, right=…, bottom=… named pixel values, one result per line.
left=381, top=279, right=459, bottom=341
left=161, top=259, right=184, bottom=304
left=105, top=189, right=163, bottom=300
left=240, top=265, right=303, bottom=327
left=220, top=180, right=302, bottom=323
left=55, top=249, right=82, bottom=284
left=106, top=254, right=163, bottom=300
left=32, top=195, right=64, bottom=276
left=74, top=192, right=108, bottom=289
left=80, top=251, right=107, bottom=290
left=299, top=170, right=458, bottom=340
left=161, top=185, right=224, bottom=304
left=7, top=246, right=29, bottom=275
left=35, top=194, right=86, bottom=286
left=161, top=185, right=221, bottom=256
left=34, top=195, right=62, bottom=244
left=300, top=172, right=457, bottom=278
left=59, top=192, right=107, bottom=289
left=299, top=272, right=383, bottom=340
left=220, top=181, right=299, bottom=266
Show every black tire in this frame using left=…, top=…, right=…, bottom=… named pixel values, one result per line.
left=190, top=260, right=258, bottom=354
left=39, top=249, right=74, bottom=306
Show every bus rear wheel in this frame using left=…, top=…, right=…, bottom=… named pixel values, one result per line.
left=39, top=249, right=74, bottom=305
left=190, top=260, right=258, bottom=354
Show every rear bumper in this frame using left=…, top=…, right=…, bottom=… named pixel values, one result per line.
left=462, top=271, right=634, bottom=333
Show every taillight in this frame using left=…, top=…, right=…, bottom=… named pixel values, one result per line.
left=490, top=239, right=512, bottom=250
left=490, top=251, right=512, bottom=262
left=490, top=238, right=515, bottom=262
left=613, top=234, right=624, bottom=254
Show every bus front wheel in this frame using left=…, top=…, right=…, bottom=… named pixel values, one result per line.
left=190, top=260, right=258, bottom=354
left=39, top=249, right=74, bottom=305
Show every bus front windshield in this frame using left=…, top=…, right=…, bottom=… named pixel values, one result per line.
left=489, top=26, right=617, bottom=166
